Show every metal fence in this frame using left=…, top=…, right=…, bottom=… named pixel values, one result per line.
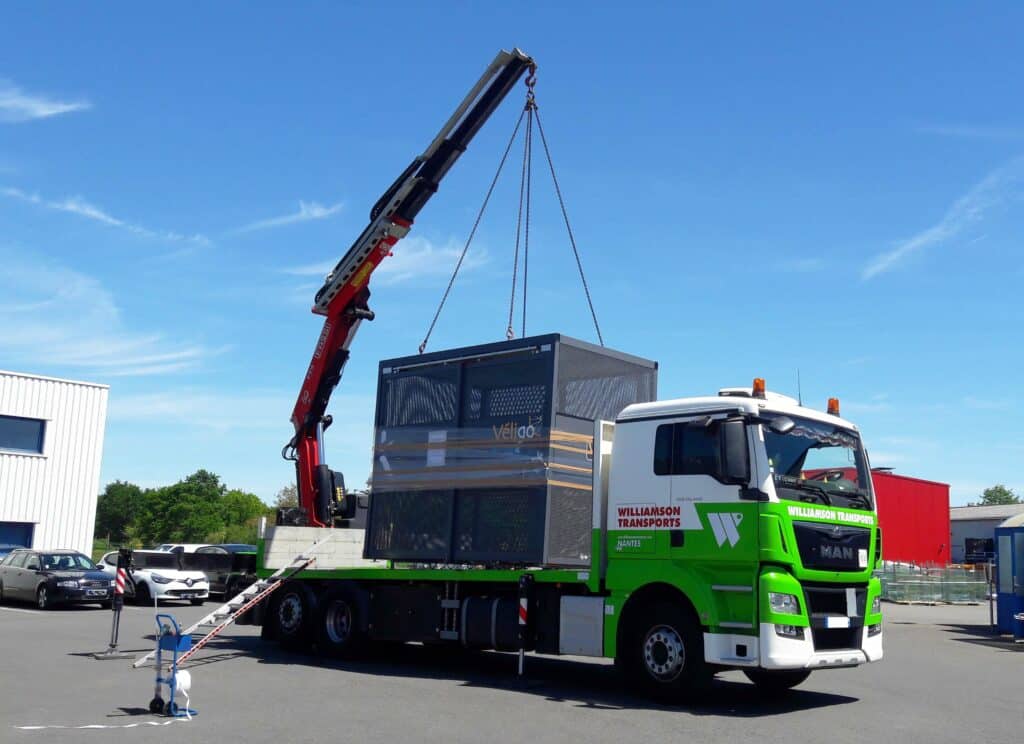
left=875, top=562, right=991, bottom=603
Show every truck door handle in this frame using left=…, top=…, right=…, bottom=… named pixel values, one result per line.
left=670, top=530, right=685, bottom=548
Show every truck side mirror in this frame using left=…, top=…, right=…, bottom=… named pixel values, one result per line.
left=720, top=419, right=750, bottom=485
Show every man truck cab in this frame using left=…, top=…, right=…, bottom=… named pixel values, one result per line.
left=605, top=381, right=882, bottom=695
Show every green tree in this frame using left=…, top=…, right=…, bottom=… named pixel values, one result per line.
left=134, top=470, right=227, bottom=545
left=221, top=489, right=269, bottom=526
left=979, top=484, right=1021, bottom=505
left=94, top=481, right=144, bottom=542
left=273, top=484, right=298, bottom=509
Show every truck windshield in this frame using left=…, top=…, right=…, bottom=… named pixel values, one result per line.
left=763, top=415, right=873, bottom=511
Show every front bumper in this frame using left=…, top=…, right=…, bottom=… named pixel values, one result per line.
left=755, top=570, right=883, bottom=670
left=759, top=622, right=883, bottom=669
left=52, top=585, right=113, bottom=603
left=153, top=583, right=209, bottom=600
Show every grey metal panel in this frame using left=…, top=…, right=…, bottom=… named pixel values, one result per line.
left=0, top=371, right=108, bottom=555
left=559, top=595, right=604, bottom=656
left=367, top=334, right=657, bottom=565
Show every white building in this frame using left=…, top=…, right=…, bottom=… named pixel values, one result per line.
left=949, top=503, right=1024, bottom=563
left=0, top=371, right=109, bottom=555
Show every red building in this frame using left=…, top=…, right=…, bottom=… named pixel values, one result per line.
left=872, top=470, right=950, bottom=566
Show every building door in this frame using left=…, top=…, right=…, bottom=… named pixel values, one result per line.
left=0, top=522, right=34, bottom=551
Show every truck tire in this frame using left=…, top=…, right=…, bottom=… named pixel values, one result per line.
left=618, top=601, right=710, bottom=701
left=318, top=586, right=365, bottom=658
left=743, top=668, right=811, bottom=692
left=272, top=581, right=318, bottom=651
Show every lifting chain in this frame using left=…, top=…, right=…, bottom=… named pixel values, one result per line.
left=420, top=63, right=604, bottom=353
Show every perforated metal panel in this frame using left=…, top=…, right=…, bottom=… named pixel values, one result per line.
left=366, top=334, right=657, bottom=566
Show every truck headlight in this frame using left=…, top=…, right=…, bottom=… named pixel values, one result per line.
left=769, top=592, right=801, bottom=614
left=57, top=580, right=80, bottom=588
left=150, top=573, right=173, bottom=584
left=871, top=596, right=881, bottom=614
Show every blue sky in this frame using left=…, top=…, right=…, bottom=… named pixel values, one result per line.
left=1, top=3, right=1021, bottom=506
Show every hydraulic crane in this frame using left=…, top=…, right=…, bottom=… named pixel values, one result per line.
left=282, top=49, right=535, bottom=528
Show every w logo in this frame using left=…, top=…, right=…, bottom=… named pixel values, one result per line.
left=707, top=512, right=743, bottom=548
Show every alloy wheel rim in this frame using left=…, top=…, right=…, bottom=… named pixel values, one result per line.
left=324, top=600, right=352, bottom=644
left=643, top=624, right=685, bottom=681
left=278, top=593, right=303, bottom=632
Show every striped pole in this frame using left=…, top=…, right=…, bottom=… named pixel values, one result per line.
left=96, top=549, right=133, bottom=659
left=517, top=574, right=532, bottom=677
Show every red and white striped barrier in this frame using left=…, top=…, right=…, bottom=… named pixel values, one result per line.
left=115, top=568, right=127, bottom=595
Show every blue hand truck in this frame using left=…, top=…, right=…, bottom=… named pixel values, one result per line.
left=148, top=613, right=198, bottom=718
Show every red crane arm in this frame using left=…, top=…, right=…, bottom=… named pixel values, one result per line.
left=286, top=49, right=534, bottom=526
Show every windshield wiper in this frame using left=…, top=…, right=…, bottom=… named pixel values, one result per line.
left=841, top=490, right=872, bottom=510
left=775, top=476, right=832, bottom=506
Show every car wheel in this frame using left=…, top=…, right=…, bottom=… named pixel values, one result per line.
left=272, top=581, right=318, bottom=651
left=743, top=668, right=812, bottom=692
left=318, top=586, right=366, bottom=658
left=0, top=582, right=5, bottom=603
left=36, top=585, right=53, bottom=610
left=134, top=581, right=152, bottom=606
left=618, top=601, right=710, bottom=702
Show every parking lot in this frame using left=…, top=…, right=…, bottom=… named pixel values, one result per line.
left=0, top=600, right=1019, bottom=743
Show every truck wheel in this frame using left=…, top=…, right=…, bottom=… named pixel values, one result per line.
left=743, top=668, right=811, bottom=692
left=273, top=581, right=318, bottom=651
left=619, top=602, right=709, bottom=701
left=318, top=586, right=365, bottom=658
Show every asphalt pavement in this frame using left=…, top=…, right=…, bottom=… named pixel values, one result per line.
left=0, top=599, right=1019, bottom=743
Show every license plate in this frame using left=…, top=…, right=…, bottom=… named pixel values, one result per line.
left=86, top=590, right=106, bottom=597
left=179, top=593, right=196, bottom=599
left=825, top=615, right=851, bottom=629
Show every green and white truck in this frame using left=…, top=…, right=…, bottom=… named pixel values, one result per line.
left=241, top=50, right=882, bottom=700
left=251, top=376, right=882, bottom=699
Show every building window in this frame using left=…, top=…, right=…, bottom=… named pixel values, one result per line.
left=0, top=415, right=46, bottom=454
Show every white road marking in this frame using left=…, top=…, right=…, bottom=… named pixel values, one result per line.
left=16, top=720, right=189, bottom=730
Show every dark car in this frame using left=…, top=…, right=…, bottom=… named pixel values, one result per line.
left=0, top=549, right=113, bottom=609
left=191, top=544, right=257, bottom=597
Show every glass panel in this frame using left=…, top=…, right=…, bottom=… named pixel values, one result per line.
left=998, top=535, right=1012, bottom=593
left=673, top=424, right=719, bottom=476
left=0, top=416, right=45, bottom=454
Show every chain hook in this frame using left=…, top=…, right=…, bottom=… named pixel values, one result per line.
left=524, top=64, right=537, bottom=110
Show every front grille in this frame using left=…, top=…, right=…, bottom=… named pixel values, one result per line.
left=81, top=580, right=109, bottom=589
left=165, top=589, right=205, bottom=597
left=793, top=520, right=871, bottom=571
left=803, top=584, right=866, bottom=652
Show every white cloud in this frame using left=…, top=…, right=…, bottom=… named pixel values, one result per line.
left=0, top=254, right=212, bottom=377
left=233, top=200, right=343, bottom=234
left=918, top=123, right=1024, bottom=140
left=862, top=157, right=1024, bottom=279
left=0, top=79, right=90, bottom=123
left=1, top=187, right=211, bottom=246
left=284, top=236, right=486, bottom=290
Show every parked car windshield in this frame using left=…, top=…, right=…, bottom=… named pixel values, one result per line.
left=763, top=414, right=874, bottom=511
left=40, top=553, right=98, bottom=571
